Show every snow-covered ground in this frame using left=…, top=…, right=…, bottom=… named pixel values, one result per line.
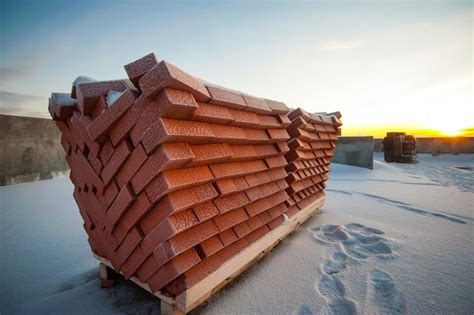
left=1, top=154, right=473, bottom=314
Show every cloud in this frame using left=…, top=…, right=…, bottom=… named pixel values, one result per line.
left=319, top=40, right=364, bottom=50
left=0, top=65, right=36, bottom=82
left=0, top=90, right=49, bottom=118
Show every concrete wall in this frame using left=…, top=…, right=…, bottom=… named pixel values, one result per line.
left=374, top=137, right=474, bottom=154
left=332, top=136, right=374, bottom=169
left=0, top=114, right=69, bottom=186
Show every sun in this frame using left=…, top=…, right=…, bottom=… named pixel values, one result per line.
left=440, top=128, right=460, bottom=137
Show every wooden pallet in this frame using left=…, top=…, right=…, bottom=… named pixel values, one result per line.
left=95, top=194, right=325, bottom=314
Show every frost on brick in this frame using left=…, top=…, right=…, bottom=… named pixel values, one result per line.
left=106, top=90, right=124, bottom=107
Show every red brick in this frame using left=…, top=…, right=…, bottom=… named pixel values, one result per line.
left=267, top=167, right=288, bottom=181
left=243, top=128, right=270, bottom=143
left=246, top=215, right=263, bottom=231
left=233, top=221, right=251, bottom=238
left=216, top=237, right=249, bottom=262
left=276, top=178, right=289, bottom=190
left=233, top=177, right=249, bottom=191
left=105, top=185, right=135, bottom=229
left=145, top=220, right=219, bottom=264
left=139, top=190, right=197, bottom=233
left=213, top=208, right=249, bottom=232
left=115, top=144, right=147, bottom=189
left=257, top=211, right=272, bottom=224
left=147, top=248, right=201, bottom=292
left=90, top=96, right=107, bottom=121
left=206, top=85, right=246, bottom=110
left=288, top=138, right=309, bottom=151
left=167, top=253, right=222, bottom=294
left=190, top=183, right=218, bottom=203
left=169, top=209, right=199, bottom=232
left=188, top=143, right=233, bottom=167
left=209, top=124, right=248, bottom=144
left=145, top=166, right=214, bottom=203
left=286, top=205, right=299, bottom=217
left=101, top=140, right=133, bottom=186
left=67, top=113, right=88, bottom=153
left=267, top=203, right=287, bottom=219
left=73, top=190, right=104, bottom=228
left=124, top=53, right=159, bottom=87
left=267, top=215, right=284, bottom=230
left=240, top=160, right=267, bottom=174
left=109, top=94, right=152, bottom=146
left=193, top=201, right=220, bottom=222
left=88, top=89, right=136, bottom=141
left=244, top=186, right=262, bottom=202
left=198, top=235, right=224, bottom=257
left=267, top=128, right=290, bottom=142
left=136, top=255, right=159, bottom=282
left=213, top=192, right=249, bottom=213
left=99, top=140, right=114, bottom=165
left=228, top=145, right=259, bottom=162
left=112, top=227, right=142, bottom=269
left=265, top=155, right=287, bottom=169
left=75, top=80, right=131, bottom=116
left=242, top=94, right=271, bottom=114
left=130, top=143, right=193, bottom=194
left=245, top=190, right=288, bottom=217
left=191, top=102, right=234, bottom=125
left=48, top=93, right=77, bottom=121
left=103, top=180, right=119, bottom=207
left=130, top=88, right=198, bottom=145
left=210, top=162, right=245, bottom=179
left=57, top=122, right=76, bottom=152
left=286, top=127, right=313, bottom=143
left=229, top=109, right=262, bottom=128
left=277, top=113, right=291, bottom=127
left=288, top=108, right=311, bottom=122
left=141, top=118, right=215, bottom=153
left=71, top=148, right=104, bottom=193
left=218, top=229, right=238, bottom=246
left=88, top=151, right=103, bottom=175
left=254, top=144, right=279, bottom=158
left=113, top=192, right=152, bottom=245
left=192, top=220, right=220, bottom=243
left=141, top=215, right=192, bottom=253
left=245, top=225, right=271, bottom=243
left=264, top=98, right=288, bottom=114
left=139, top=60, right=210, bottom=102
left=120, top=246, right=147, bottom=279
left=258, top=115, right=281, bottom=128
left=214, top=178, right=238, bottom=196
left=75, top=195, right=94, bottom=231
left=149, top=220, right=219, bottom=260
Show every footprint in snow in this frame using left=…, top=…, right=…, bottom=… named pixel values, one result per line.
left=365, top=269, right=406, bottom=314
left=317, top=274, right=358, bottom=315
left=312, top=223, right=402, bottom=314
left=311, top=223, right=396, bottom=261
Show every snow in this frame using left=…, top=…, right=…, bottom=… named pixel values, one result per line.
left=54, top=93, right=77, bottom=106
left=72, top=75, right=96, bottom=86
left=1, top=154, right=473, bottom=314
left=106, top=90, right=124, bottom=107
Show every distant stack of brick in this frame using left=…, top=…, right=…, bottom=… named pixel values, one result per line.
left=284, top=108, right=342, bottom=216
left=382, top=132, right=416, bottom=163
left=48, top=53, right=306, bottom=296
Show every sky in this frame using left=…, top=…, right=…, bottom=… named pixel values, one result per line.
left=0, top=0, right=473, bottom=137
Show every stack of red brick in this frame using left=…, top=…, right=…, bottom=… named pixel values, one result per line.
left=283, top=108, right=342, bottom=216
left=48, top=53, right=298, bottom=295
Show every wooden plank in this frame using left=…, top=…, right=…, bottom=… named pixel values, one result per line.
left=175, top=194, right=325, bottom=313
left=93, top=194, right=325, bottom=314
